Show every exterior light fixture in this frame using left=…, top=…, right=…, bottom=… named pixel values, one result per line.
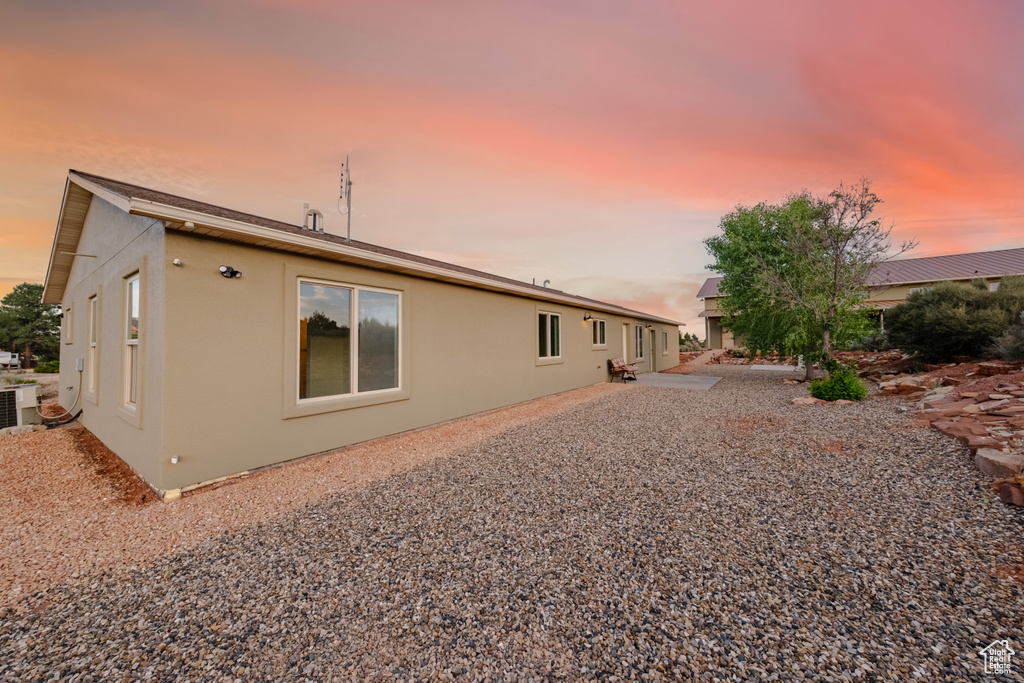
left=219, top=265, right=242, bottom=278
left=583, top=313, right=593, bottom=322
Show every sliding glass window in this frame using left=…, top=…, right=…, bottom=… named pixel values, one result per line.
left=299, top=281, right=400, bottom=400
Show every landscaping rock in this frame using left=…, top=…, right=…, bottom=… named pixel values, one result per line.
left=978, top=361, right=1024, bottom=376
left=998, top=481, right=1024, bottom=506
left=974, top=448, right=1024, bottom=478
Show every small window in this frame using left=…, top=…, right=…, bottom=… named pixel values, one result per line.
left=635, top=324, right=645, bottom=360
left=87, top=295, right=98, bottom=394
left=663, top=330, right=669, bottom=354
left=63, top=304, right=73, bottom=344
left=591, top=319, right=606, bottom=348
left=538, top=312, right=561, bottom=358
left=990, top=281, right=1001, bottom=292
left=124, top=274, right=140, bottom=407
left=909, top=286, right=933, bottom=295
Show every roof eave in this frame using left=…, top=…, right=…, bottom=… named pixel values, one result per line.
left=127, top=197, right=683, bottom=326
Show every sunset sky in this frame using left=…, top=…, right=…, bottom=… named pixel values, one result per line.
left=2, top=0, right=1022, bottom=331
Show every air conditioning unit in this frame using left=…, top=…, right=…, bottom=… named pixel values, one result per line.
left=0, top=384, right=42, bottom=430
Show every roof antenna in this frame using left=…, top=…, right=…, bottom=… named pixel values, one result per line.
left=338, top=155, right=353, bottom=242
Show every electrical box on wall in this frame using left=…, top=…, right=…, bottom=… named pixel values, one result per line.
left=75, top=357, right=84, bottom=372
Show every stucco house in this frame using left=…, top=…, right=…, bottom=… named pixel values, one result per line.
left=42, top=171, right=681, bottom=498
left=697, top=247, right=1024, bottom=349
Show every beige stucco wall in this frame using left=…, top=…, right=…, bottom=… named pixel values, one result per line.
left=119, top=231, right=680, bottom=491
left=866, top=279, right=1001, bottom=304
left=58, top=197, right=167, bottom=486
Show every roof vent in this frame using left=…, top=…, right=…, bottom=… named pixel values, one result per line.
left=302, top=203, right=324, bottom=233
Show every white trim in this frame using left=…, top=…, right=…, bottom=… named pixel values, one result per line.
left=123, top=273, right=140, bottom=409
left=124, top=197, right=682, bottom=327
left=67, top=172, right=132, bottom=212
left=86, top=293, right=99, bottom=401
left=63, top=303, right=73, bottom=344
left=634, top=324, right=645, bottom=361
left=537, top=310, right=562, bottom=362
left=297, top=277, right=403, bottom=403
left=591, top=318, right=607, bottom=349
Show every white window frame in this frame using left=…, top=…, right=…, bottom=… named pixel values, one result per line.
left=87, top=294, right=99, bottom=399
left=63, top=304, right=73, bottom=344
left=297, top=278, right=403, bottom=404
left=123, top=273, right=140, bottom=410
left=662, top=329, right=669, bottom=355
left=538, top=311, right=561, bottom=361
left=591, top=318, right=607, bottom=349
left=634, top=324, right=645, bottom=361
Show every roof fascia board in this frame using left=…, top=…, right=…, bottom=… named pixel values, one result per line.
left=67, top=171, right=131, bottom=212
left=40, top=177, right=74, bottom=304
left=128, top=198, right=682, bottom=325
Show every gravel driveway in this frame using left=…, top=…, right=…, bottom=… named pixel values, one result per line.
left=2, top=367, right=1022, bottom=681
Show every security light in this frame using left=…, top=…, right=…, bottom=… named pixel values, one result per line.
left=219, top=265, right=242, bottom=278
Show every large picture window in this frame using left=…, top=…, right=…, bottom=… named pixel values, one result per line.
left=124, top=274, right=140, bottom=406
left=299, top=281, right=400, bottom=400
left=538, top=312, right=560, bottom=358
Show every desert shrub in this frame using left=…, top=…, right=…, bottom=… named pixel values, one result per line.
left=810, top=362, right=868, bottom=401
left=884, top=277, right=1024, bottom=362
left=34, top=359, right=59, bottom=373
left=0, top=374, right=37, bottom=386
left=728, top=347, right=749, bottom=358
left=989, top=312, right=1024, bottom=361
left=856, top=332, right=891, bottom=352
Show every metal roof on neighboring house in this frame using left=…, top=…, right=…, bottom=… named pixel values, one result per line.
left=696, top=277, right=724, bottom=299
left=696, top=246, right=1024, bottom=299
left=43, top=171, right=682, bottom=325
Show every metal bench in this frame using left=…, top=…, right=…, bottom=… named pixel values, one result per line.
left=608, top=357, right=638, bottom=382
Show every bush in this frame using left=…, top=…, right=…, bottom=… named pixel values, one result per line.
left=0, top=375, right=37, bottom=386
left=34, top=359, right=59, bottom=373
left=810, top=362, right=868, bottom=401
left=849, top=332, right=890, bottom=352
left=989, top=312, right=1024, bottom=361
left=728, top=347, right=749, bottom=358
left=884, top=277, right=1024, bottom=362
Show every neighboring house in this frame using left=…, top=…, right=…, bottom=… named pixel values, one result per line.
left=697, top=247, right=1024, bottom=349
left=42, top=170, right=681, bottom=497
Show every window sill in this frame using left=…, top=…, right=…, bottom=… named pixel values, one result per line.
left=285, top=387, right=410, bottom=419
left=591, top=344, right=608, bottom=351
left=117, top=403, right=141, bottom=429
left=536, top=356, right=563, bottom=367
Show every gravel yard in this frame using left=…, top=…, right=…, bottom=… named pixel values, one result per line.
left=2, top=367, right=1023, bottom=681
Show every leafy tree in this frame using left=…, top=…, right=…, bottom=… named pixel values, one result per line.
left=705, top=180, right=913, bottom=378
left=0, top=283, right=60, bottom=367
left=886, top=277, right=1024, bottom=362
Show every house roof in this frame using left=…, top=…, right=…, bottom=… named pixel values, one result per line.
left=696, top=246, right=1024, bottom=299
left=42, top=171, right=682, bottom=325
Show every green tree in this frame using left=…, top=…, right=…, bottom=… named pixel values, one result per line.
left=0, top=283, right=60, bottom=367
left=704, top=180, right=913, bottom=378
